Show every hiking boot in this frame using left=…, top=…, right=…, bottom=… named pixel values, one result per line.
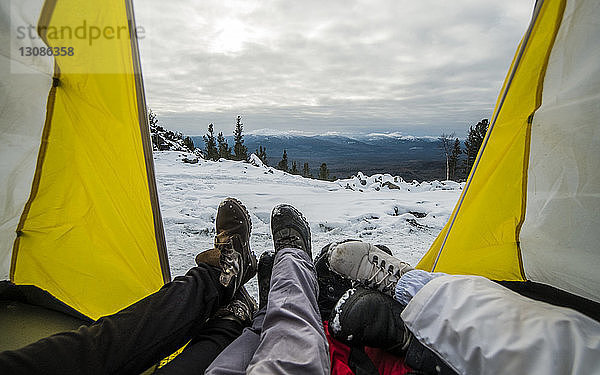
left=329, top=287, right=410, bottom=356
left=328, top=240, right=413, bottom=296
left=316, top=240, right=394, bottom=319
left=315, top=243, right=354, bottom=319
left=257, top=251, right=275, bottom=309
left=270, top=204, right=312, bottom=257
left=212, top=286, right=257, bottom=325
left=214, top=198, right=257, bottom=295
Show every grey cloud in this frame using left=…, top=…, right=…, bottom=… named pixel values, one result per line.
left=135, top=0, right=535, bottom=135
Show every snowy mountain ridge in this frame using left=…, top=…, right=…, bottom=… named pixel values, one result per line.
left=192, top=132, right=446, bottom=181
left=246, top=128, right=440, bottom=142
left=247, top=128, right=343, bottom=138
left=364, top=132, right=439, bottom=142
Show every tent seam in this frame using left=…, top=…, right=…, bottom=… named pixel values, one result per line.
left=10, top=0, right=60, bottom=281
left=515, top=0, right=567, bottom=280
left=124, top=0, right=171, bottom=283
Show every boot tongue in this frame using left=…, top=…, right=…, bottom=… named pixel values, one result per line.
left=214, top=231, right=230, bottom=247
left=195, top=248, right=221, bottom=267
left=215, top=230, right=246, bottom=247
left=216, top=216, right=247, bottom=243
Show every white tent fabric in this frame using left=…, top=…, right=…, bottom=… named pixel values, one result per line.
left=0, top=0, right=53, bottom=279
left=401, top=275, right=600, bottom=375
left=520, top=0, right=600, bottom=303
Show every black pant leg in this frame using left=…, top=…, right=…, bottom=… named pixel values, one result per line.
left=154, top=318, right=244, bottom=375
left=0, top=264, right=226, bottom=375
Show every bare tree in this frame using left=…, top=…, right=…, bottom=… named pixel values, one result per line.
left=439, top=132, right=455, bottom=181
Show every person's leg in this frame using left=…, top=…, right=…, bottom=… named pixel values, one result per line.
left=247, top=247, right=330, bottom=375
left=245, top=204, right=329, bottom=374
left=0, top=264, right=226, bottom=375
left=206, top=250, right=275, bottom=375
left=328, top=287, right=410, bottom=356
left=154, top=317, right=245, bottom=375
left=205, top=307, right=266, bottom=375
left=393, top=269, right=446, bottom=306
left=1, top=197, right=258, bottom=375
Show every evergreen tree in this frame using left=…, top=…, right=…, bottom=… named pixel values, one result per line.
left=302, top=162, right=312, bottom=178
left=203, top=123, right=218, bottom=161
left=183, top=136, right=195, bottom=152
left=148, top=109, right=163, bottom=150
left=277, top=150, right=289, bottom=172
left=318, top=163, right=330, bottom=180
left=255, top=145, right=268, bottom=165
left=233, top=115, right=248, bottom=161
left=464, top=119, right=489, bottom=176
left=448, top=138, right=461, bottom=180
left=148, top=109, right=159, bottom=128
left=290, top=161, right=299, bottom=175
left=217, top=131, right=232, bottom=159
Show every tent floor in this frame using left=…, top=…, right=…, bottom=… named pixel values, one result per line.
left=0, top=300, right=158, bottom=374
left=0, top=299, right=88, bottom=352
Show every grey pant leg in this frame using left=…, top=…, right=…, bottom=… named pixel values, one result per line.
left=204, top=309, right=265, bottom=375
left=247, top=247, right=330, bottom=375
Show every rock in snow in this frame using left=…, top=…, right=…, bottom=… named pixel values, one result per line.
left=248, top=153, right=266, bottom=168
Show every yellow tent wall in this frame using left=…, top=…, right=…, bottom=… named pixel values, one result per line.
left=419, top=0, right=567, bottom=280
left=419, top=0, right=600, bottom=303
left=2, top=0, right=170, bottom=319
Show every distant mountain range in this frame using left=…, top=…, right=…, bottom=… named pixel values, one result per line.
left=191, top=132, right=448, bottom=181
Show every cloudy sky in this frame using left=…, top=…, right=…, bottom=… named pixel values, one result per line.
left=136, top=0, right=535, bottom=137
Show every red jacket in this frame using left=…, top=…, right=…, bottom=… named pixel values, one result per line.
left=324, top=321, right=413, bottom=375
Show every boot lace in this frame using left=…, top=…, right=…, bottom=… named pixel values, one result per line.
left=275, top=234, right=304, bottom=250
left=365, top=255, right=403, bottom=293
left=216, top=238, right=242, bottom=289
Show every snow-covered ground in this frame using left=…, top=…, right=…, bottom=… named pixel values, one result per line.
left=154, top=151, right=462, bottom=298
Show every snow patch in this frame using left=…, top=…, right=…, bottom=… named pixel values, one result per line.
left=154, top=151, right=461, bottom=300
left=331, top=288, right=356, bottom=335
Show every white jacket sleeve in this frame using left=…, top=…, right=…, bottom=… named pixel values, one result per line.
left=401, top=275, right=600, bottom=375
